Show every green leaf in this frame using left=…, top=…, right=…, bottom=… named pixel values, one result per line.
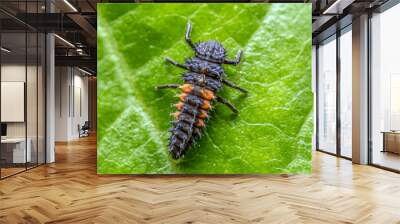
left=97, top=3, right=313, bottom=174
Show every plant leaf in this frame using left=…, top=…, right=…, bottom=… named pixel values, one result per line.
left=97, top=3, right=313, bottom=174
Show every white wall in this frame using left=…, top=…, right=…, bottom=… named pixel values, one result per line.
left=1, top=63, right=46, bottom=164
left=1, top=65, right=27, bottom=166
left=72, top=73, right=89, bottom=137
left=1, top=65, right=27, bottom=140
left=55, top=66, right=89, bottom=141
left=55, top=66, right=69, bottom=141
left=1, top=65, right=38, bottom=137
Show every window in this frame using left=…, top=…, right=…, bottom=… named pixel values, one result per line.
left=371, top=3, right=400, bottom=171
left=317, top=36, right=337, bottom=154
left=339, top=28, right=352, bottom=158
left=0, top=1, right=47, bottom=179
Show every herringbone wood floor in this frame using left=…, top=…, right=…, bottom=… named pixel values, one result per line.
left=1, top=135, right=400, bottom=224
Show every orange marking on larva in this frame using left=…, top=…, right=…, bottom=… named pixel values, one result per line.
left=180, top=84, right=193, bottom=93
left=179, top=93, right=187, bottom=101
left=201, top=100, right=211, bottom=110
left=171, top=112, right=180, bottom=119
left=195, top=119, right=205, bottom=127
left=175, top=102, right=184, bottom=110
left=198, top=110, right=208, bottom=119
left=201, top=89, right=215, bottom=100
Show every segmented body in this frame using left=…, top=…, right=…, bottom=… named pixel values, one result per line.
left=169, top=56, right=224, bottom=159
left=156, top=22, right=245, bottom=159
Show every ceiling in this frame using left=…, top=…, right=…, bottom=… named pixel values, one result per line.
left=0, top=0, right=164, bottom=74
left=0, top=0, right=99, bottom=74
left=1, top=0, right=395, bottom=73
left=312, top=0, right=390, bottom=43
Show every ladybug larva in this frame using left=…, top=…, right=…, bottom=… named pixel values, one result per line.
left=156, top=22, right=247, bottom=159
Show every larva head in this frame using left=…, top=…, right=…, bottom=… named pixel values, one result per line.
left=195, top=40, right=226, bottom=63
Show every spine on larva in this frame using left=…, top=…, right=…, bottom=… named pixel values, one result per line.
left=168, top=83, right=215, bottom=159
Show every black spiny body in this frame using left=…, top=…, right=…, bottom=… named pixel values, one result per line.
left=156, top=22, right=248, bottom=159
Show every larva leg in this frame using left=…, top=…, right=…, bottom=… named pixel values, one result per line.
left=165, top=57, right=188, bottom=70
left=222, top=79, right=248, bottom=94
left=155, top=84, right=180, bottom=90
left=224, top=50, right=243, bottom=65
left=216, top=96, right=238, bottom=114
left=185, top=22, right=197, bottom=51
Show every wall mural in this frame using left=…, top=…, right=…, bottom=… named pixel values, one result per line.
left=97, top=3, right=313, bottom=174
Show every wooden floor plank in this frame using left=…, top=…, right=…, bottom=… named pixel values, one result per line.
left=0, top=135, right=400, bottom=223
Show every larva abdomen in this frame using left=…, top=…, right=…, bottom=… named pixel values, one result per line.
left=169, top=80, right=216, bottom=159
